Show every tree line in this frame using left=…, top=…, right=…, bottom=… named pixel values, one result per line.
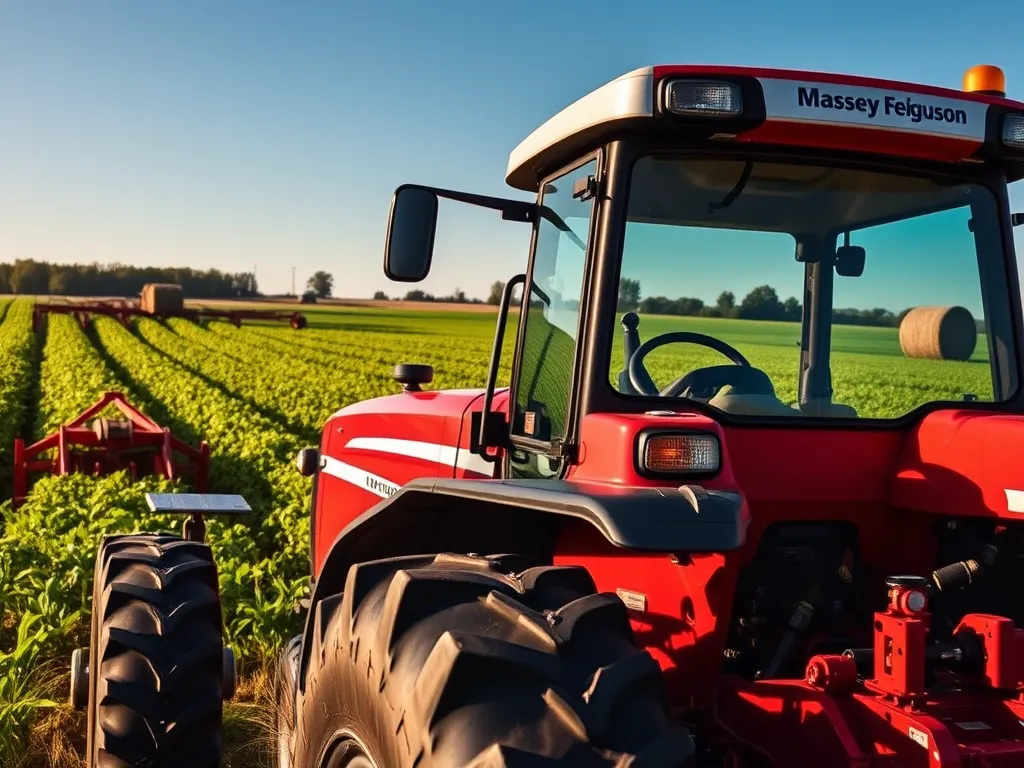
left=0, top=260, right=347, bottom=302
left=373, top=287, right=487, bottom=305
left=447, top=278, right=911, bottom=328
left=0, top=259, right=261, bottom=299
left=616, top=278, right=910, bottom=328
left=374, top=281, right=523, bottom=305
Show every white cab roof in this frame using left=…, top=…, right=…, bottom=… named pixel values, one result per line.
left=505, top=67, right=655, bottom=192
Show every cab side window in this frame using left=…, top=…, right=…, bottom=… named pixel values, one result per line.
left=509, top=159, right=596, bottom=473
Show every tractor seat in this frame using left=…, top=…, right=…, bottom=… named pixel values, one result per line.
left=797, top=399, right=859, bottom=418
left=707, top=385, right=802, bottom=417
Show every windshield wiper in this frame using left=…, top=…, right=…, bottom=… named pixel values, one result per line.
left=709, top=162, right=753, bottom=213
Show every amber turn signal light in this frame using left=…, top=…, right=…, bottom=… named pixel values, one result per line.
left=640, top=432, right=720, bottom=474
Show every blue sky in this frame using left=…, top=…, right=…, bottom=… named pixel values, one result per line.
left=620, top=187, right=993, bottom=317
left=0, top=1, right=1021, bottom=302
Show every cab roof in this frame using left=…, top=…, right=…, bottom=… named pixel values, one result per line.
left=505, top=65, right=1024, bottom=192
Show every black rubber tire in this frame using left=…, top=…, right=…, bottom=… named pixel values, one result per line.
left=85, top=533, right=225, bottom=767
left=290, top=553, right=694, bottom=767
left=275, top=635, right=303, bottom=768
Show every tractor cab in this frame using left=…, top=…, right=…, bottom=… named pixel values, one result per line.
left=384, top=63, right=1024, bottom=480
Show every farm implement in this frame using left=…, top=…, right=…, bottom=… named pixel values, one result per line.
left=69, top=62, right=1024, bottom=767
left=31, top=282, right=308, bottom=331
left=11, top=390, right=210, bottom=508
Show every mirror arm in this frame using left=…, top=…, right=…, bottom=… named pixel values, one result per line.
left=401, top=185, right=586, bottom=248
left=410, top=184, right=537, bottom=222
left=1012, top=213, right=1023, bottom=227
left=476, top=273, right=527, bottom=459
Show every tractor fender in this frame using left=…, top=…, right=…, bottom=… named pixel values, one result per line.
left=296, top=475, right=747, bottom=691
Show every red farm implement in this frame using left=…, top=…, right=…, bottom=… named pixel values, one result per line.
left=12, top=391, right=209, bottom=508
left=30, top=299, right=308, bottom=331
left=31, top=284, right=308, bottom=332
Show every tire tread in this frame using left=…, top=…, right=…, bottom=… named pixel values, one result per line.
left=292, top=553, right=694, bottom=767
left=89, top=534, right=224, bottom=767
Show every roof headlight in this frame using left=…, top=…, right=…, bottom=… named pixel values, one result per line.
left=664, top=80, right=743, bottom=118
left=1002, top=114, right=1024, bottom=150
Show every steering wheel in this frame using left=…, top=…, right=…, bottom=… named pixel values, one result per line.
left=627, top=331, right=774, bottom=399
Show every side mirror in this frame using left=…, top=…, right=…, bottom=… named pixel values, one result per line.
left=835, top=245, right=865, bottom=277
left=383, top=185, right=439, bottom=282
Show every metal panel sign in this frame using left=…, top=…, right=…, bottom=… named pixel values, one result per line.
left=146, top=493, right=252, bottom=515
left=758, top=78, right=989, bottom=141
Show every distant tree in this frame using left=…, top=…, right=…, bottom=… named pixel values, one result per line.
left=10, top=259, right=50, bottom=294
left=231, top=272, right=258, bottom=297
left=306, top=271, right=334, bottom=299
left=48, top=269, right=75, bottom=295
left=487, top=280, right=505, bottom=305
left=675, top=297, right=705, bottom=316
left=783, top=296, right=801, bottom=321
left=716, top=290, right=736, bottom=317
left=404, top=289, right=433, bottom=301
left=617, top=277, right=641, bottom=312
left=738, top=284, right=786, bottom=321
left=639, top=295, right=673, bottom=315
left=0, top=263, right=12, bottom=293
left=373, top=290, right=388, bottom=300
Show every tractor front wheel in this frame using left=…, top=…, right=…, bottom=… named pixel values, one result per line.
left=289, top=553, right=694, bottom=767
left=85, top=533, right=226, bottom=767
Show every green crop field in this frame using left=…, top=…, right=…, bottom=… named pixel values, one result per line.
left=0, top=296, right=996, bottom=765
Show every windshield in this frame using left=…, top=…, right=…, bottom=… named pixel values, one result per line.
left=609, top=154, right=1015, bottom=419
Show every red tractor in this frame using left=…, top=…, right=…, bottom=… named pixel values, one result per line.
left=269, top=63, right=1024, bottom=767
left=78, top=63, right=1024, bottom=766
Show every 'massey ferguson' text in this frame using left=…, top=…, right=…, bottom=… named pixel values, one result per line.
left=796, top=86, right=968, bottom=126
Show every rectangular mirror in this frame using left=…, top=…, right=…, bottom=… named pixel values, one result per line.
left=383, top=185, right=439, bottom=282
left=835, top=244, right=866, bottom=277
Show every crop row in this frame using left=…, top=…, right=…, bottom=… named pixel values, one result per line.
left=33, top=314, right=132, bottom=438
left=2, top=316, right=171, bottom=651
left=0, top=299, right=37, bottom=492
left=0, top=300, right=44, bottom=763
left=209, top=319, right=510, bottom=389
left=92, top=317, right=311, bottom=657
left=0, top=311, right=167, bottom=762
left=138, top=317, right=362, bottom=438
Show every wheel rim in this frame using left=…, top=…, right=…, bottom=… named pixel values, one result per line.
left=336, top=755, right=374, bottom=768
left=322, top=734, right=379, bottom=768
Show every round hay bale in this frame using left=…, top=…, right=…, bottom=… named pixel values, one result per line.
left=140, top=283, right=184, bottom=314
left=898, top=305, right=977, bottom=361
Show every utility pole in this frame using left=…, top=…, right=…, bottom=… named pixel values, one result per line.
left=292, top=267, right=296, bottom=296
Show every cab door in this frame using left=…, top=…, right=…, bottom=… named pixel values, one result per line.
left=505, top=154, right=601, bottom=480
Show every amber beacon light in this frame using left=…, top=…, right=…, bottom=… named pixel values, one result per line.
left=963, top=64, right=1006, bottom=97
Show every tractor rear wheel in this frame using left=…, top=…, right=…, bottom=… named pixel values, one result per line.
left=289, top=553, right=694, bottom=767
left=85, top=533, right=226, bottom=767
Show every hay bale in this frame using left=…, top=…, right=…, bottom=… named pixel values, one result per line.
left=898, top=305, right=977, bottom=361
left=140, top=283, right=184, bottom=314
